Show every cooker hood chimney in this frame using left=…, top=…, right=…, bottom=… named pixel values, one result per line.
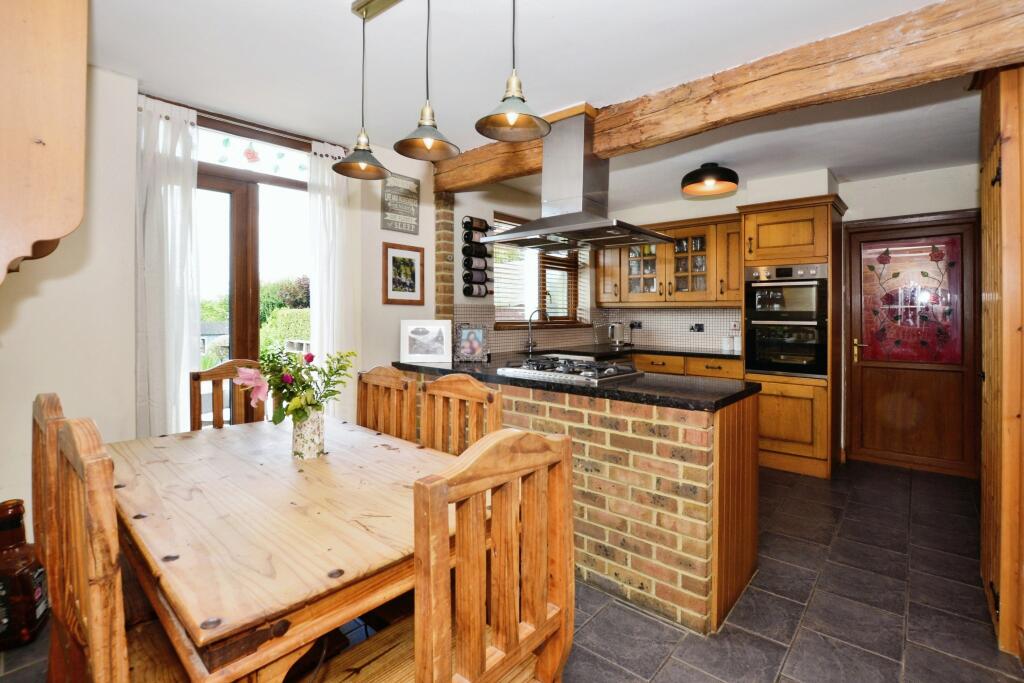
left=481, top=113, right=671, bottom=251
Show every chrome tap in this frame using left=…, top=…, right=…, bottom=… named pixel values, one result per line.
left=526, top=308, right=548, bottom=354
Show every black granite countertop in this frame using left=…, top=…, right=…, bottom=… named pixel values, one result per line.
left=540, top=344, right=742, bottom=361
left=393, top=353, right=760, bottom=412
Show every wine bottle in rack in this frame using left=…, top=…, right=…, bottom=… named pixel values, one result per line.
left=462, top=256, right=493, bottom=270
left=463, top=230, right=487, bottom=243
left=463, top=216, right=491, bottom=232
left=462, top=242, right=491, bottom=258
left=463, top=283, right=494, bottom=297
left=463, top=270, right=492, bottom=285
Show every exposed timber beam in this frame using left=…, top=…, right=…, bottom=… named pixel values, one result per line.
left=434, top=0, right=1024, bottom=193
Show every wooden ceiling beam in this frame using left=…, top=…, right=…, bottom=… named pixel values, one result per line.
left=434, top=0, right=1024, bottom=193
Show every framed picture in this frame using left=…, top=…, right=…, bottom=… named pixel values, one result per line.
left=382, top=242, right=424, bottom=306
left=400, top=320, right=452, bottom=363
left=455, top=323, right=489, bottom=362
left=381, top=173, right=420, bottom=235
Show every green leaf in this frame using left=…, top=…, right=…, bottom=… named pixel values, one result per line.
left=894, top=340, right=902, bottom=346
left=891, top=271, right=900, bottom=278
left=867, top=264, right=876, bottom=272
left=922, top=271, right=930, bottom=277
left=222, top=137, right=231, bottom=147
left=872, top=309, right=880, bottom=316
left=947, top=261, right=956, bottom=268
left=272, top=405, right=286, bottom=424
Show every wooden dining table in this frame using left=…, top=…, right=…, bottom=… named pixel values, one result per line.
left=107, top=417, right=457, bottom=682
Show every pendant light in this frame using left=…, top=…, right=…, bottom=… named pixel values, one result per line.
left=475, top=0, right=550, bottom=142
left=681, top=163, right=739, bottom=196
left=334, top=14, right=390, bottom=180
left=394, top=0, right=460, bottom=161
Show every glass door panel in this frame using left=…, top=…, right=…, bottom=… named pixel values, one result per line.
left=623, top=243, right=664, bottom=300
left=666, top=226, right=715, bottom=301
left=258, top=184, right=312, bottom=357
left=196, top=188, right=233, bottom=427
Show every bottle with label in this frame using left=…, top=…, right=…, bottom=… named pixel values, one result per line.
left=462, top=216, right=491, bottom=232
left=463, top=283, right=494, bottom=297
left=0, top=500, right=48, bottom=650
left=462, top=230, right=485, bottom=244
left=462, top=256, right=493, bottom=270
left=463, top=270, right=493, bottom=285
left=462, top=242, right=492, bottom=258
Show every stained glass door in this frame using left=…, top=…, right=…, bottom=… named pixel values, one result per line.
left=847, top=220, right=978, bottom=477
left=665, top=226, right=717, bottom=301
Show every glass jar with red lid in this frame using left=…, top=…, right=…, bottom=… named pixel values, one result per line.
left=0, top=499, right=48, bottom=649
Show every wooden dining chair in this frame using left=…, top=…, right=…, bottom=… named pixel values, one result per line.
left=356, top=366, right=417, bottom=441
left=31, top=394, right=64, bottom=576
left=47, top=417, right=188, bottom=682
left=307, top=428, right=574, bottom=682
left=189, top=358, right=264, bottom=430
left=421, top=373, right=503, bottom=455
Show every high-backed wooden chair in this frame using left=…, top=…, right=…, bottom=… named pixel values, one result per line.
left=48, top=417, right=187, bottom=682
left=357, top=366, right=417, bottom=441
left=31, top=394, right=64, bottom=575
left=421, top=373, right=502, bottom=455
left=189, top=358, right=264, bottom=430
left=307, top=428, right=574, bottom=682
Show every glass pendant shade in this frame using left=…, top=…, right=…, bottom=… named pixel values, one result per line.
left=681, top=162, right=739, bottom=196
left=475, top=70, right=550, bottom=142
left=333, top=128, right=390, bottom=180
left=394, top=101, right=461, bottom=161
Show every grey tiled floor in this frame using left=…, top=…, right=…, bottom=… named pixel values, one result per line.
left=2, top=464, right=1010, bottom=682
left=566, top=462, right=1021, bottom=683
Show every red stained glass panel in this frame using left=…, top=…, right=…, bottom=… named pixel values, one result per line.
left=861, top=235, right=962, bottom=364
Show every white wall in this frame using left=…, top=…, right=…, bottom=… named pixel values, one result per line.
left=355, top=148, right=438, bottom=370
left=838, top=164, right=979, bottom=222
left=453, top=184, right=540, bottom=306
left=0, top=68, right=138, bottom=531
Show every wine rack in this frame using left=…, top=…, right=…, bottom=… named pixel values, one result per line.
left=461, top=216, right=493, bottom=298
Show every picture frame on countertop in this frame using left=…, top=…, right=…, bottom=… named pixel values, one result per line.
left=380, top=173, right=420, bottom=235
left=454, top=323, right=489, bottom=362
left=400, top=319, right=452, bottom=363
left=382, top=242, right=424, bottom=306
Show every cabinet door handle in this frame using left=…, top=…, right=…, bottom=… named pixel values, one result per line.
left=705, top=364, right=723, bottom=370
left=650, top=361, right=666, bottom=366
left=747, top=237, right=754, bottom=254
left=668, top=281, right=673, bottom=295
left=659, top=281, right=664, bottom=296
left=613, top=282, right=618, bottom=296
left=719, top=279, right=725, bottom=295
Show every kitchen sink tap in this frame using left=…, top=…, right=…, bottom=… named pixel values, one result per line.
left=526, top=308, right=548, bottom=354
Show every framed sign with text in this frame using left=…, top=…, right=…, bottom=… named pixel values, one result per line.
left=381, top=173, right=420, bottom=235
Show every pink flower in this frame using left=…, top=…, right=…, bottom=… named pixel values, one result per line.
left=876, top=252, right=891, bottom=265
left=304, top=353, right=315, bottom=364
left=282, top=373, right=294, bottom=385
left=233, top=367, right=269, bottom=407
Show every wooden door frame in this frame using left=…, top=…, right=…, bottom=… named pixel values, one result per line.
left=843, top=209, right=981, bottom=477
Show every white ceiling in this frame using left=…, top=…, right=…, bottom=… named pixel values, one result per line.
left=90, top=0, right=941, bottom=155
left=505, top=76, right=980, bottom=209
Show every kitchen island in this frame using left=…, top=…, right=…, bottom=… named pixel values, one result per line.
left=394, top=353, right=760, bottom=633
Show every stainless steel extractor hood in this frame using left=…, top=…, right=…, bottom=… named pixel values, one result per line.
left=481, top=114, right=671, bottom=251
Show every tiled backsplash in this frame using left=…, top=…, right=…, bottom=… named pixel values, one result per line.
left=454, top=304, right=742, bottom=355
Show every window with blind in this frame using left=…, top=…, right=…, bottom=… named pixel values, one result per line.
left=492, top=215, right=589, bottom=326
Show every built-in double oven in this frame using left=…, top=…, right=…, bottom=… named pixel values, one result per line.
left=744, top=264, right=828, bottom=378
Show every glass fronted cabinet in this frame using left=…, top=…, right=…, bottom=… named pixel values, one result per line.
left=621, top=242, right=667, bottom=302
left=665, top=226, right=717, bottom=302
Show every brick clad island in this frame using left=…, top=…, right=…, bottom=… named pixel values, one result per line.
left=394, top=355, right=760, bottom=634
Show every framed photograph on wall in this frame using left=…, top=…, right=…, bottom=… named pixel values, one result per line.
left=381, top=173, right=420, bottom=235
left=454, top=323, right=489, bottom=362
left=400, top=320, right=452, bottom=363
left=382, top=242, right=424, bottom=306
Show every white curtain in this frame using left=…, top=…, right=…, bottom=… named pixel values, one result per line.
left=309, top=141, right=361, bottom=419
left=135, top=96, right=199, bottom=436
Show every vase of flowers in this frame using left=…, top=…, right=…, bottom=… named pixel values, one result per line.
left=234, top=347, right=356, bottom=460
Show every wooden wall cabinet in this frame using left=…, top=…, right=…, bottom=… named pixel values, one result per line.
left=665, top=225, right=717, bottom=302
left=595, top=248, right=621, bottom=303
left=740, top=200, right=844, bottom=264
left=715, top=221, right=743, bottom=301
left=621, top=243, right=667, bottom=302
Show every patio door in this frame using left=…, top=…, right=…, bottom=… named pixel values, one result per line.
left=846, top=212, right=979, bottom=477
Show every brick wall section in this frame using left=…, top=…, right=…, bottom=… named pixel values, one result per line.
left=497, top=385, right=716, bottom=633
left=434, top=191, right=455, bottom=320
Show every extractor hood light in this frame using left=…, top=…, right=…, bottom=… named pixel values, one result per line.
left=475, top=0, right=550, bottom=142
left=334, top=14, right=390, bottom=180
left=681, top=162, right=739, bottom=197
left=394, top=0, right=460, bottom=161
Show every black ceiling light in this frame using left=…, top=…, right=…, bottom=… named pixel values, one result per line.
left=681, top=163, right=739, bottom=197
left=334, top=13, right=390, bottom=180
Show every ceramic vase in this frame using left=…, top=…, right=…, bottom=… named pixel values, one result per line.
left=292, top=408, right=325, bottom=460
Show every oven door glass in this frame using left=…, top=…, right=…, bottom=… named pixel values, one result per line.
left=749, top=282, right=820, bottom=318
left=746, top=322, right=827, bottom=376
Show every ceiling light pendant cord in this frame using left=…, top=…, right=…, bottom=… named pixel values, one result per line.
left=511, top=0, right=516, bottom=71
left=361, top=14, right=367, bottom=129
left=425, top=0, right=431, bottom=101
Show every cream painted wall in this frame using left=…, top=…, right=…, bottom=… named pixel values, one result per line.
left=453, top=184, right=540, bottom=306
left=838, top=164, right=979, bottom=222
left=0, top=68, right=138, bottom=532
left=356, top=148, right=437, bottom=371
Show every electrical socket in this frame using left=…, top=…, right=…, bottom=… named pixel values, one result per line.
left=689, top=323, right=705, bottom=332
left=629, top=321, right=642, bottom=330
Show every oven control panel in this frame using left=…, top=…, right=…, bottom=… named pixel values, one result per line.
left=745, top=263, right=828, bottom=282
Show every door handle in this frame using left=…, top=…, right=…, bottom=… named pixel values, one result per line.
left=668, top=281, right=673, bottom=295
left=659, top=281, right=664, bottom=296
left=852, top=337, right=868, bottom=363
left=719, top=279, right=725, bottom=295
left=747, top=237, right=754, bottom=254
left=705, top=364, right=723, bottom=370
left=613, top=282, right=618, bottom=296
left=650, top=361, right=666, bottom=366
